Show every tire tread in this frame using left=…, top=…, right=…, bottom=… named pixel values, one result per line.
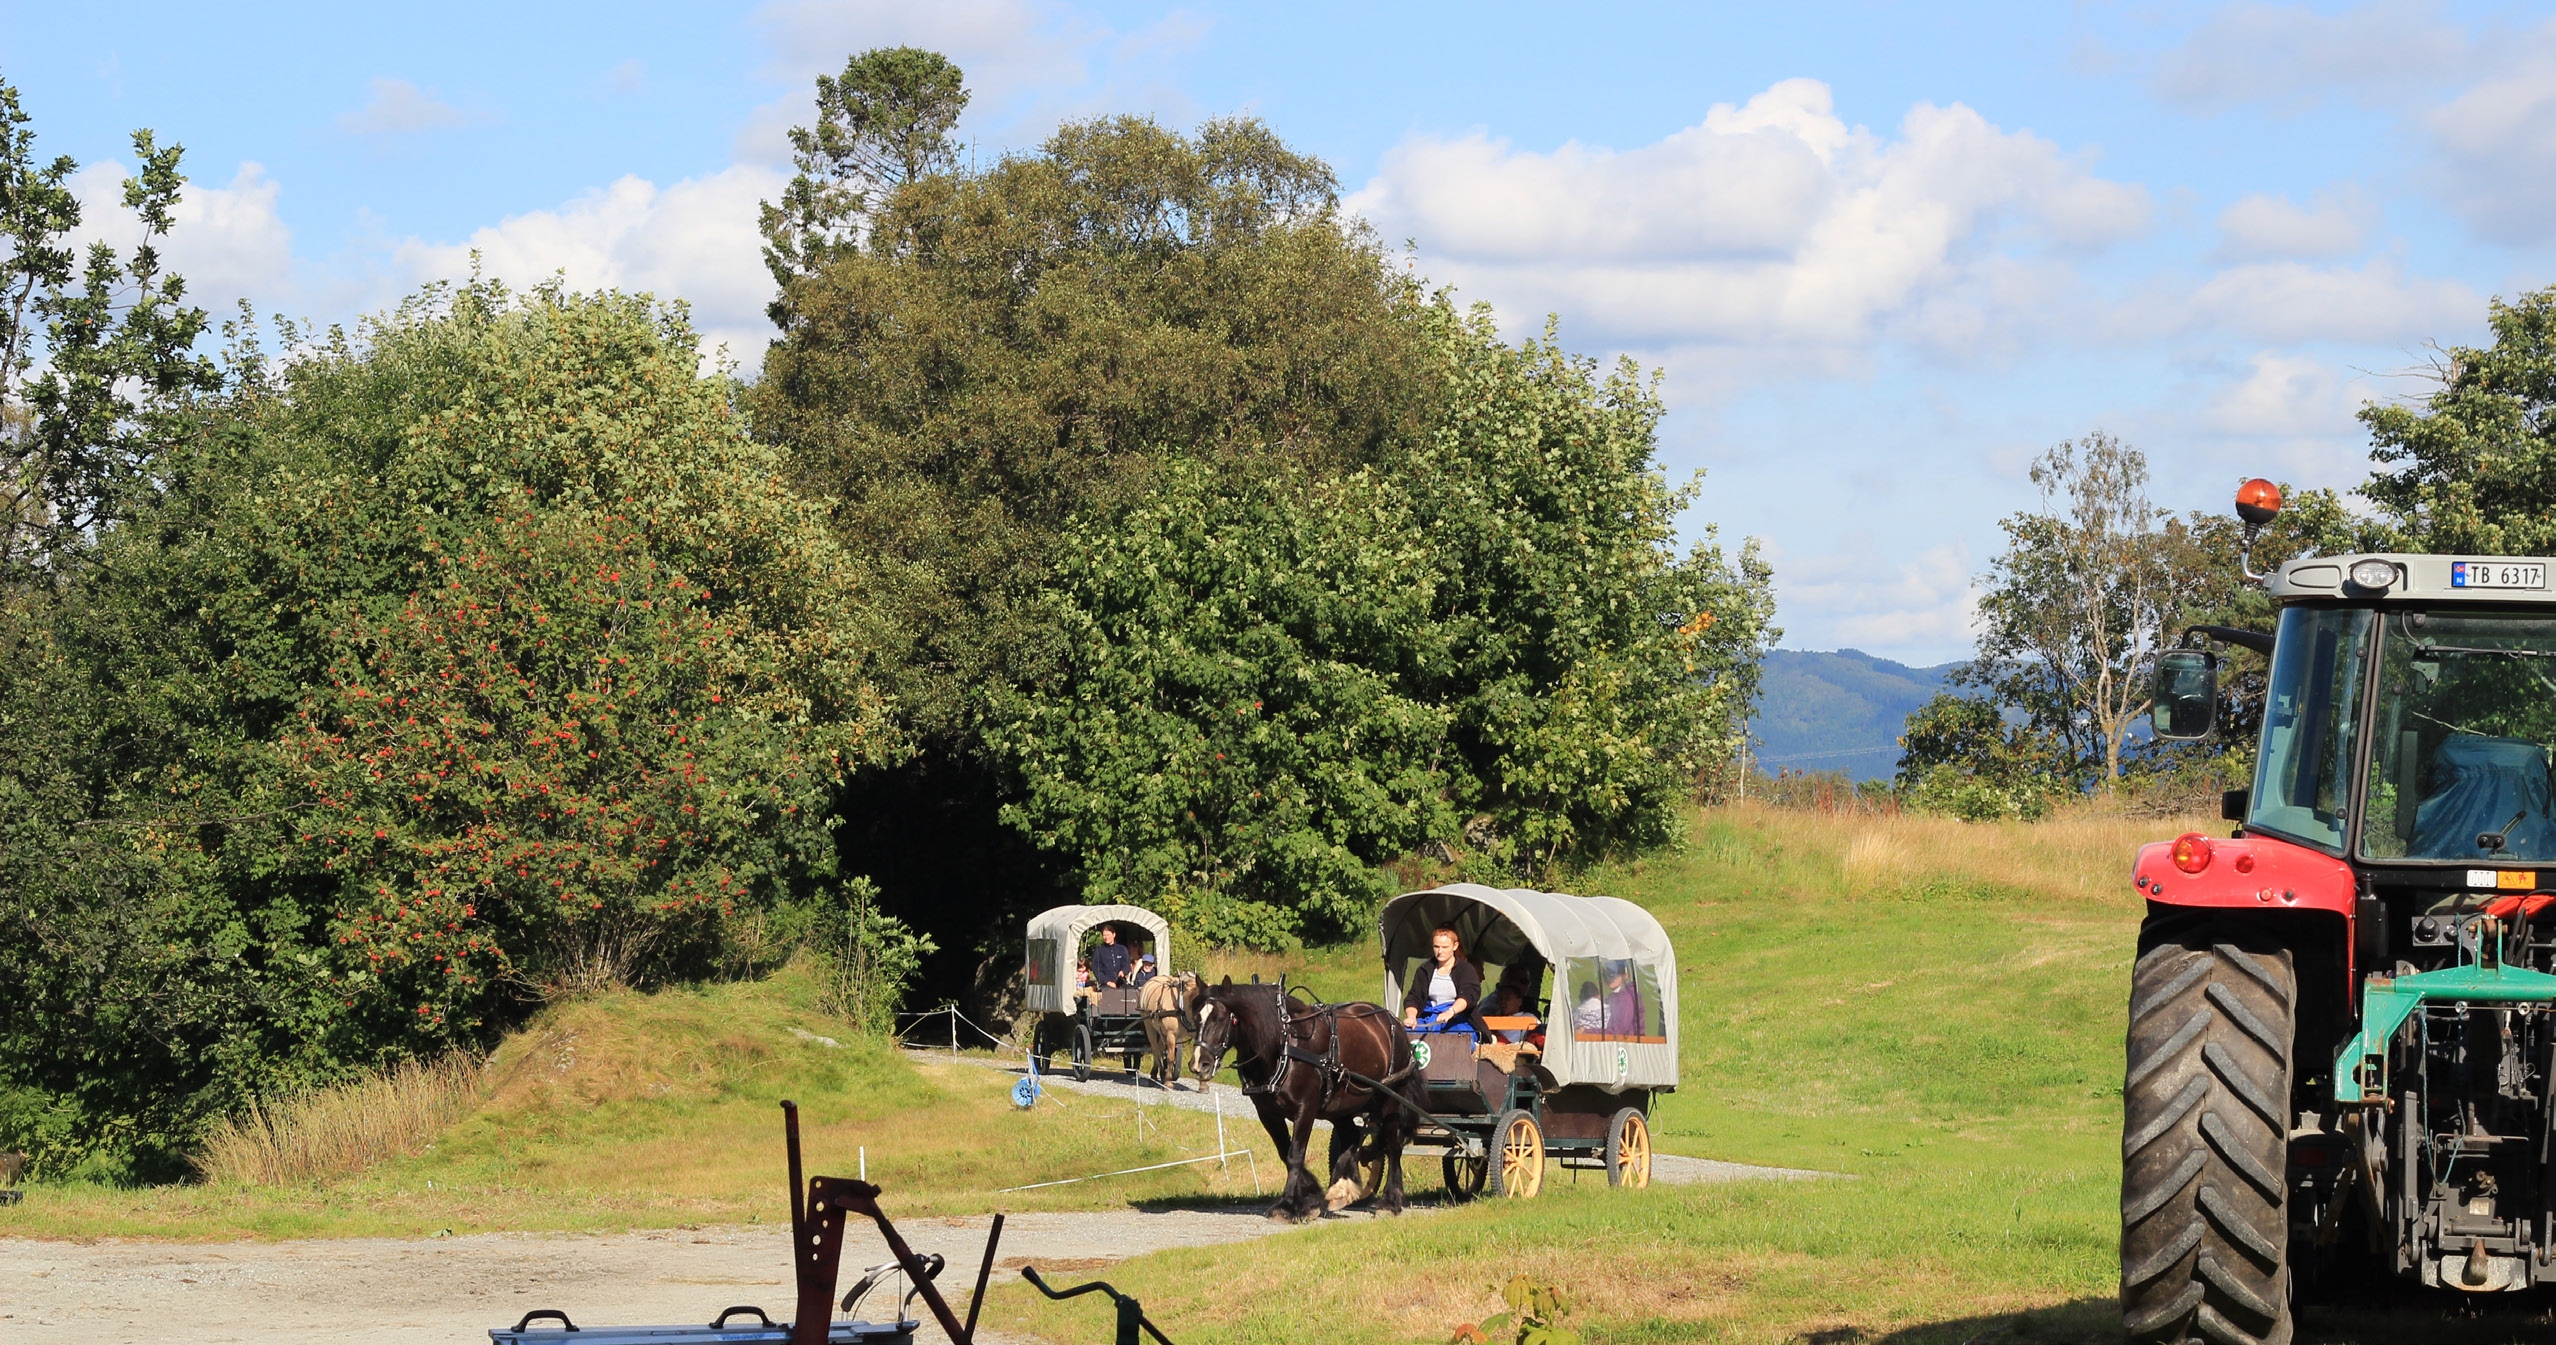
left=2121, top=921, right=2295, bottom=1345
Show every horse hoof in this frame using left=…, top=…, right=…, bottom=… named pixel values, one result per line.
left=1324, top=1178, right=1363, bottom=1212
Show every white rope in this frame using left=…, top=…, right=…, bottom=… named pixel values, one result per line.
left=888, top=1004, right=1016, bottom=1050
left=995, top=1150, right=1257, bottom=1192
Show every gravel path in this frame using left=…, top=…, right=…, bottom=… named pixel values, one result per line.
left=0, top=1060, right=1825, bottom=1344
left=0, top=1209, right=1362, bottom=1345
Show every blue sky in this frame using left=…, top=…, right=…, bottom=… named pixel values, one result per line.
left=8, top=1, right=2554, bottom=663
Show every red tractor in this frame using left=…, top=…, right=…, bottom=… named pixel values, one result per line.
left=2125, top=478, right=2556, bottom=1342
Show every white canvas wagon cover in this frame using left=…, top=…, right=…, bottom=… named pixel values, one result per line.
left=1022, top=904, right=1172, bottom=1015
left=1380, top=884, right=1678, bottom=1092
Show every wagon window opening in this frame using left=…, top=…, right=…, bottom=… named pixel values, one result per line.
left=1027, top=937, right=1060, bottom=988
left=1565, top=956, right=1665, bottom=1043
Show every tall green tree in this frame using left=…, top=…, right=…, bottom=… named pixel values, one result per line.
left=1956, top=432, right=2181, bottom=789
left=0, top=74, right=218, bottom=575
left=2362, top=284, right=2556, bottom=553
left=985, top=306, right=1776, bottom=943
left=753, top=108, right=1429, bottom=739
left=759, top=46, right=970, bottom=296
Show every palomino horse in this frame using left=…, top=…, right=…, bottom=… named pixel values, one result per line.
left=1188, top=977, right=1423, bottom=1221
left=1139, top=972, right=1198, bottom=1088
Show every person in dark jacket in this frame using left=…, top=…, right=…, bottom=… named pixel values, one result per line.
left=1088, top=925, right=1136, bottom=987
left=1401, top=925, right=1482, bottom=1043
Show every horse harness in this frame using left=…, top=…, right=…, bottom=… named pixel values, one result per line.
left=1240, top=987, right=1418, bottom=1114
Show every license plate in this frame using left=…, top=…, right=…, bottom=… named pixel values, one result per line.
left=2452, top=560, right=2547, bottom=589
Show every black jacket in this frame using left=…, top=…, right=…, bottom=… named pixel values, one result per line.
left=1090, top=942, right=1135, bottom=987
left=1402, top=957, right=1482, bottom=1016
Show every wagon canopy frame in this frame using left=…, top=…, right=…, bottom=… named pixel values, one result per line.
left=1022, top=903, right=1172, bottom=1015
left=1380, top=884, right=1678, bottom=1092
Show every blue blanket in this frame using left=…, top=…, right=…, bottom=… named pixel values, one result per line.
left=2413, top=735, right=2556, bottom=860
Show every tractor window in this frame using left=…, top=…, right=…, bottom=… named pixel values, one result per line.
left=2248, top=606, right=2374, bottom=852
left=2363, top=612, right=2556, bottom=863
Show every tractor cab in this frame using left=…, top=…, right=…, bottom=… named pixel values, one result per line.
left=2123, top=480, right=2556, bottom=1342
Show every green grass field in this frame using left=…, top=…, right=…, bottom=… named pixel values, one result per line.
left=0, top=802, right=2219, bottom=1340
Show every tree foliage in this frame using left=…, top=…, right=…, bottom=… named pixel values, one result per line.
left=1953, top=432, right=2186, bottom=791
left=2362, top=284, right=2556, bottom=554
left=0, top=281, right=897, bottom=1175
left=1891, top=693, right=2068, bottom=821
left=759, top=46, right=970, bottom=295
left=1, top=74, right=219, bottom=576
left=988, top=308, right=1775, bottom=943
left=751, top=109, right=1432, bottom=739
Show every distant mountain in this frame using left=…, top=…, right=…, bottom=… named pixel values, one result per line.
left=1749, top=649, right=1962, bottom=783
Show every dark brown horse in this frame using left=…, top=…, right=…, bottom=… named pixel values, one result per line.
left=1188, top=977, right=1423, bottom=1221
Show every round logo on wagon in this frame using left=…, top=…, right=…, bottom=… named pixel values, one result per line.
left=1412, top=1040, right=1433, bottom=1068
left=1614, top=1044, right=1630, bottom=1081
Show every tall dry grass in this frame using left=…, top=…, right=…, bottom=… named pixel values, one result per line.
left=196, top=1055, right=485, bottom=1186
left=1720, top=798, right=2220, bottom=905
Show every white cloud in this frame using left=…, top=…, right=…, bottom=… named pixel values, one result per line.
left=1348, top=80, right=2150, bottom=361
left=394, top=164, right=788, bottom=368
left=339, top=77, right=468, bottom=136
left=2153, top=1, right=2471, bottom=111
left=2206, top=351, right=2357, bottom=438
left=2178, top=257, right=2477, bottom=344
left=2421, top=22, right=2556, bottom=244
left=2211, top=189, right=2371, bottom=261
left=67, top=159, right=298, bottom=314
left=597, top=60, right=648, bottom=98
left=1774, top=540, right=1979, bottom=661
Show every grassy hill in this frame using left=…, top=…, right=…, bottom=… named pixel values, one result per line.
left=1752, top=648, right=1958, bottom=782
left=1014, top=805, right=2181, bottom=1344
left=5, top=802, right=2204, bottom=1342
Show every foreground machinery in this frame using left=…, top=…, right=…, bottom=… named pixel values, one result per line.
left=2125, top=479, right=2556, bottom=1341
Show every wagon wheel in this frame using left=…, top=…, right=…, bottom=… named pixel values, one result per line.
left=1486, top=1108, right=1544, bottom=1198
left=1441, top=1150, right=1486, bottom=1202
left=1071, top=1024, right=1094, bottom=1083
left=1604, top=1107, right=1652, bottom=1189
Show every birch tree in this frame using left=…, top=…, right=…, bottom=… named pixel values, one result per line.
left=1957, top=432, right=2183, bottom=791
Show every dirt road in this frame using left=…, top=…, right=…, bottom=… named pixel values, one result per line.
left=0, top=1208, right=1343, bottom=1344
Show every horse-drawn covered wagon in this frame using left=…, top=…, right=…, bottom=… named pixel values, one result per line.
left=1382, top=883, right=1676, bottom=1198
left=1021, top=903, right=1181, bottom=1083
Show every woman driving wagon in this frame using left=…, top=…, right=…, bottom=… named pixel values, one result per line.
left=1401, top=924, right=1481, bottom=1043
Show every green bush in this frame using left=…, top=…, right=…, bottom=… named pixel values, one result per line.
left=0, top=281, right=893, bottom=1176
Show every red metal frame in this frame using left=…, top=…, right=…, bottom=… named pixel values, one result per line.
left=2132, top=831, right=2355, bottom=918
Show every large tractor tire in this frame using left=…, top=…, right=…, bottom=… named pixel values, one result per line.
left=2121, top=918, right=2297, bottom=1345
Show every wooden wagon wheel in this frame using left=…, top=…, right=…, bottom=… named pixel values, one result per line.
left=1441, top=1150, right=1486, bottom=1201
left=1486, top=1108, right=1544, bottom=1198
left=1604, top=1106, right=1652, bottom=1189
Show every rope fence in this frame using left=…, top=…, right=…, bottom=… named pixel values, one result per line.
left=885, top=999, right=1266, bottom=1196
left=890, top=1003, right=1018, bottom=1054
left=996, top=1149, right=1256, bottom=1193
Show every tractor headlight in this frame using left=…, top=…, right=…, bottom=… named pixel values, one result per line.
left=2349, top=559, right=2397, bottom=590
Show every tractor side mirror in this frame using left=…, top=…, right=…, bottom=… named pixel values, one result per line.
left=2151, top=650, right=2218, bottom=741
